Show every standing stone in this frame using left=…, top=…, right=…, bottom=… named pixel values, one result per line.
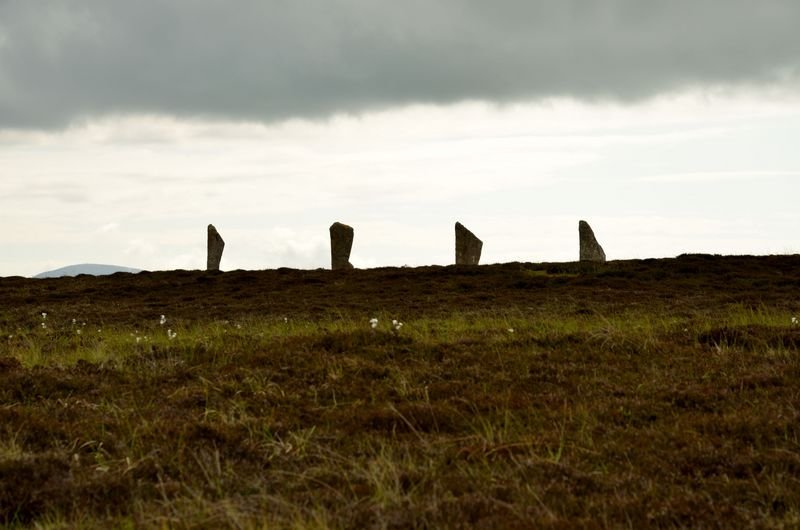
left=207, top=224, right=225, bottom=271
left=330, top=222, right=354, bottom=270
left=579, top=220, right=606, bottom=263
left=455, top=222, right=482, bottom=265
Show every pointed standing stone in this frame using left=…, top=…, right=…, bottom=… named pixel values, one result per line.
left=455, top=222, right=483, bottom=265
left=330, top=222, right=354, bottom=270
left=207, top=224, right=225, bottom=271
left=579, top=220, right=606, bottom=263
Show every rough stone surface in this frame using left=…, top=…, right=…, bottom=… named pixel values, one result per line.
left=579, top=220, right=606, bottom=263
left=455, top=222, right=483, bottom=265
left=207, top=224, right=225, bottom=271
left=330, top=222, right=354, bottom=270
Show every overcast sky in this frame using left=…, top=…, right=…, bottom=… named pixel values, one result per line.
left=1, top=1, right=799, bottom=276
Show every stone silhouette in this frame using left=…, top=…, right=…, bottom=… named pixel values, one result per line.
left=330, top=222, right=354, bottom=270
left=579, top=220, right=606, bottom=263
left=207, top=224, right=225, bottom=271
left=455, top=222, right=482, bottom=265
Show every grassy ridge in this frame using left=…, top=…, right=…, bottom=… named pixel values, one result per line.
left=1, top=257, right=799, bottom=528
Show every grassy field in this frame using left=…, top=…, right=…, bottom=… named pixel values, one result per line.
left=1, top=255, right=799, bottom=528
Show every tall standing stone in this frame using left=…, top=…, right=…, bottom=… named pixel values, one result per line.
left=579, top=220, right=606, bottom=263
left=455, top=222, right=482, bottom=265
left=330, top=222, right=354, bottom=270
left=207, top=224, right=225, bottom=271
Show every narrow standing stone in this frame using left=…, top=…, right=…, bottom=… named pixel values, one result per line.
left=330, top=222, right=354, bottom=270
left=455, top=222, right=482, bottom=265
left=207, top=224, right=225, bottom=271
left=579, top=220, right=606, bottom=263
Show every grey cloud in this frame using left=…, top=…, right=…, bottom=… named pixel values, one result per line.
left=1, top=0, right=799, bottom=129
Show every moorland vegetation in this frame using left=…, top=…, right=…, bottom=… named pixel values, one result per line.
left=1, top=255, right=799, bottom=528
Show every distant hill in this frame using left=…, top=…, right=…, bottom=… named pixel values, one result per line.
left=34, top=264, right=143, bottom=279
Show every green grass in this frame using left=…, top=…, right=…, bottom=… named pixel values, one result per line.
left=2, top=303, right=800, bottom=528
left=5, top=305, right=796, bottom=368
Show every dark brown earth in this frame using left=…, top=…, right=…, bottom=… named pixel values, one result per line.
left=2, top=254, right=799, bottom=326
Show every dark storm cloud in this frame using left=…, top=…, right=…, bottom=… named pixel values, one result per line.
left=1, top=0, right=799, bottom=128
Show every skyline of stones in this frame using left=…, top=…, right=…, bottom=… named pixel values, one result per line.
left=25, top=218, right=626, bottom=277
left=202, top=220, right=601, bottom=272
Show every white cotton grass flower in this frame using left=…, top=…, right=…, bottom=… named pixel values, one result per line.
left=41, top=322, right=47, bottom=329
left=392, top=320, right=404, bottom=331
left=41, top=312, right=47, bottom=319
left=792, top=317, right=798, bottom=326
left=507, top=328, right=515, bottom=333
left=369, top=318, right=379, bottom=329
left=167, top=329, right=177, bottom=340
left=160, top=315, right=167, bottom=326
